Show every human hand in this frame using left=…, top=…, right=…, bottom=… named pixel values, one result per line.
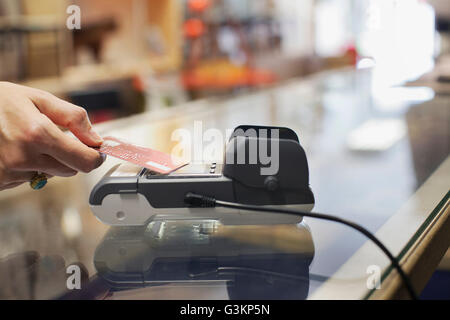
left=0, top=82, right=105, bottom=191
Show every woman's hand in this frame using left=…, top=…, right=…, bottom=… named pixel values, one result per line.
left=0, top=82, right=105, bottom=191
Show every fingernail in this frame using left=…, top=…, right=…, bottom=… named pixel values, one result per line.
left=100, top=152, right=107, bottom=162
left=89, top=128, right=103, bottom=144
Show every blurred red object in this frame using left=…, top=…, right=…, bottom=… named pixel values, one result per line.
left=188, top=0, right=212, bottom=13
left=132, top=75, right=147, bottom=92
left=182, top=60, right=276, bottom=90
left=184, top=19, right=206, bottom=38
left=345, top=44, right=358, bottom=66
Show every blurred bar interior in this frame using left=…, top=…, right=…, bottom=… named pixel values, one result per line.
left=0, top=0, right=445, bottom=121
left=0, top=0, right=449, bottom=299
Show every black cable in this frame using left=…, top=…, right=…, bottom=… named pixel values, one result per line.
left=184, top=192, right=418, bottom=300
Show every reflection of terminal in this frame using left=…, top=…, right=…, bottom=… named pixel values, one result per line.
left=94, top=217, right=314, bottom=299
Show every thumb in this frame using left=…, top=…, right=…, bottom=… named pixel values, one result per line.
left=28, top=89, right=103, bottom=147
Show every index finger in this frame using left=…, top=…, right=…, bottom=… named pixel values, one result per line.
left=41, top=120, right=105, bottom=173
left=25, top=86, right=103, bottom=147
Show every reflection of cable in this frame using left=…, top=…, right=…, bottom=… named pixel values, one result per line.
left=184, top=192, right=418, bottom=300
left=190, top=266, right=310, bottom=281
left=191, top=267, right=341, bottom=283
left=191, top=267, right=376, bottom=285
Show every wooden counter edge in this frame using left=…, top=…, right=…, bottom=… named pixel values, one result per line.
left=370, top=197, right=450, bottom=299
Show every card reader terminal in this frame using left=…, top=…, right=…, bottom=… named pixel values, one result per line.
left=89, top=125, right=315, bottom=226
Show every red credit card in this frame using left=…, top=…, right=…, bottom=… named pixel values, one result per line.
left=98, top=136, right=188, bottom=174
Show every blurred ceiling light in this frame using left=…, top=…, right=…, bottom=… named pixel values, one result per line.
left=314, top=0, right=350, bottom=57
left=347, top=119, right=406, bottom=152
left=359, top=0, right=436, bottom=89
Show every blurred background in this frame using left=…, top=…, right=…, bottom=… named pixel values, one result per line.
left=0, top=0, right=449, bottom=299
left=0, top=0, right=447, bottom=121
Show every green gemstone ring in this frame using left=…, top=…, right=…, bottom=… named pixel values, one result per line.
left=30, top=173, right=47, bottom=190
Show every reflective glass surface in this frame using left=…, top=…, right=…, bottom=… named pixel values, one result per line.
left=0, top=69, right=448, bottom=299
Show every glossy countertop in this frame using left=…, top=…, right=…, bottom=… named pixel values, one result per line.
left=0, top=67, right=448, bottom=299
